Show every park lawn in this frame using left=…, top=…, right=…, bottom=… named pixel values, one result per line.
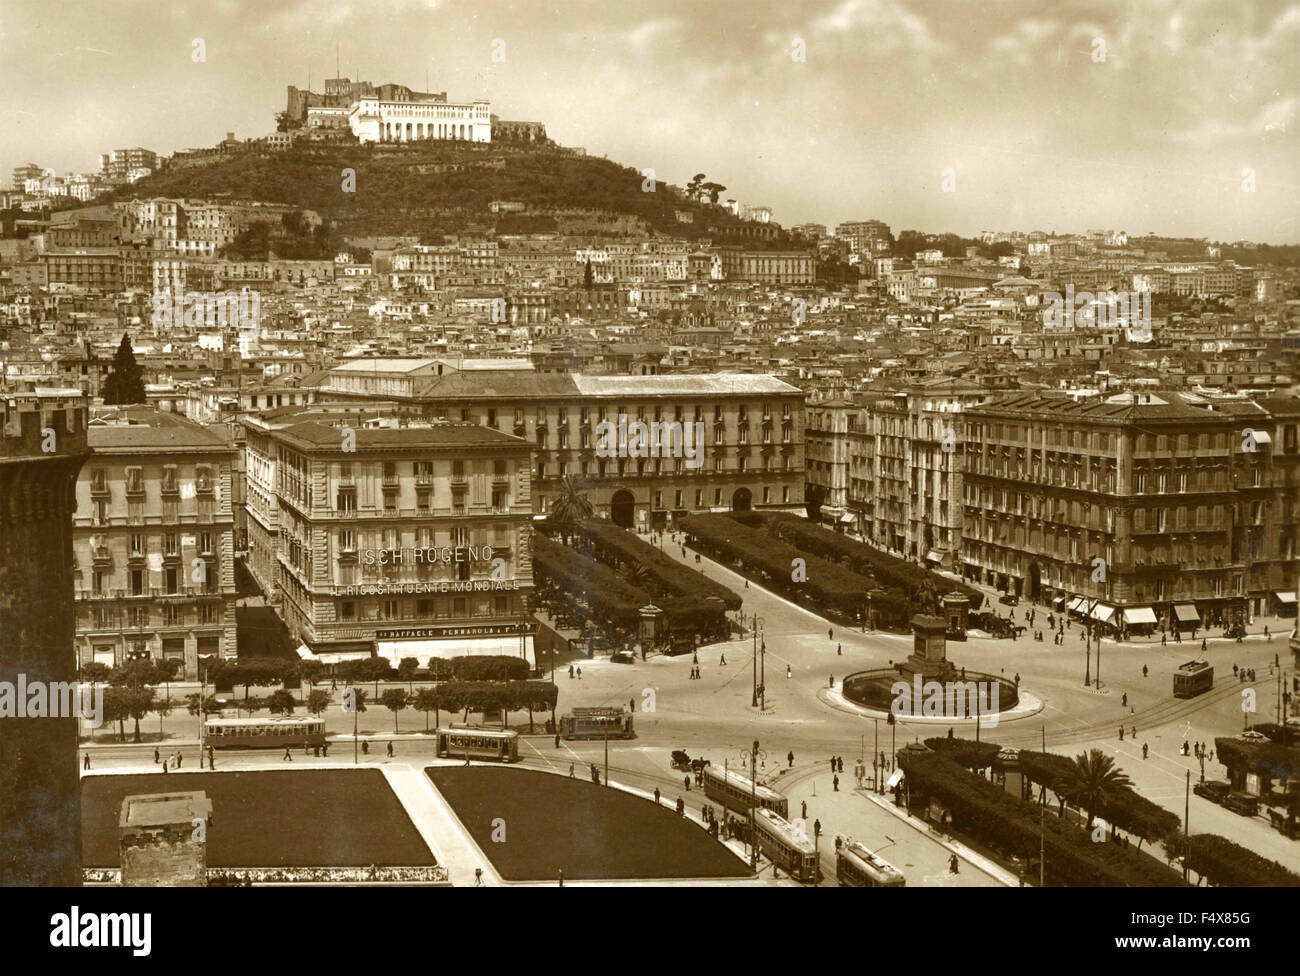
left=427, top=765, right=750, bottom=880
left=82, top=769, right=435, bottom=868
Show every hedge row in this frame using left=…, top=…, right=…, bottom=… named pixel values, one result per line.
left=1166, top=832, right=1300, bottom=886
left=574, top=519, right=742, bottom=610
left=533, top=534, right=652, bottom=626
left=680, top=513, right=872, bottom=614
left=761, top=512, right=985, bottom=610
left=900, top=751, right=1184, bottom=886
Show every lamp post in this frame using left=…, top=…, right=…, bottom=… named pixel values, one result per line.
left=751, top=614, right=764, bottom=708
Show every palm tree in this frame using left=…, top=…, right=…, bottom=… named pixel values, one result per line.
left=1070, top=749, right=1133, bottom=828
left=551, top=474, right=594, bottom=545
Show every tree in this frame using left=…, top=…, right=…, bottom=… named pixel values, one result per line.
left=1071, top=749, right=1133, bottom=828
left=101, top=333, right=146, bottom=405
left=306, top=689, right=331, bottom=717
left=686, top=173, right=706, bottom=202
left=551, top=474, right=594, bottom=545
left=296, top=661, right=326, bottom=688
left=701, top=181, right=726, bottom=205
left=397, top=657, right=420, bottom=693
left=153, top=695, right=172, bottom=736
left=267, top=689, right=296, bottom=715
left=380, top=688, right=408, bottom=732
left=186, top=693, right=222, bottom=717
left=80, top=662, right=111, bottom=684
left=103, top=687, right=130, bottom=742
left=155, top=658, right=182, bottom=699
left=357, top=657, right=394, bottom=698
left=241, top=697, right=265, bottom=718
left=414, top=687, right=440, bottom=731
left=123, top=686, right=155, bottom=743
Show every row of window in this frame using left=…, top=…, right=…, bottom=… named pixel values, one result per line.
left=89, top=466, right=213, bottom=494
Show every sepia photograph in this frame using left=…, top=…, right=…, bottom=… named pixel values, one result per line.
left=0, top=0, right=1297, bottom=954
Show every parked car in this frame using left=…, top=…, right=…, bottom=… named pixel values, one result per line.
left=1268, top=806, right=1300, bottom=838
left=998, top=594, right=1019, bottom=607
left=610, top=652, right=634, bottom=664
left=1193, top=781, right=1231, bottom=803
left=1224, top=793, right=1260, bottom=817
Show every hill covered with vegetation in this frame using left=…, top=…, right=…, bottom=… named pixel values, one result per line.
left=106, top=141, right=796, bottom=247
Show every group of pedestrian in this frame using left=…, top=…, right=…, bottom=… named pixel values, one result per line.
left=1234, top=664, right=1257, bottom=683
left=567, top=665, right=583, bottom=680
left=156, top=749, right=184, bottom=773
left=688, top=665, right=703, bottom=679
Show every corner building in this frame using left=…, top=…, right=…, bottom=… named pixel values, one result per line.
left=246, top=417, right=536, bottom=667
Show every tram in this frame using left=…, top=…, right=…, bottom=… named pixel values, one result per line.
left=559, top=707, right=635, bottom=740
left=837, top=840, right=906, bottom=887
left=436, top=726, right=519, bottom=762
left=752, top=808, right=820, bottom=883
left=701, top=764, right=789, bottom=819
left=1173, top=659, right=1214, bottom=699
left=203, top=717, right=326, bottom=749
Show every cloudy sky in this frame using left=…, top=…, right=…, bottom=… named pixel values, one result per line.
left=2, top=0, right=1296, bottom=242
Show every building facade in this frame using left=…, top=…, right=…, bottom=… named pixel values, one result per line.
left=244, top=417, right=536, bottom=667
left=72, top=410, right=238, bottom=676
left=349, top=97, right=491, bottom=144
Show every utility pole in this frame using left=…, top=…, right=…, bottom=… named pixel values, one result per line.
left=750, top=739, right=759, bottom=871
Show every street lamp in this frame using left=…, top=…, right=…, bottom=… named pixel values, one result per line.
left=751, top=615, right=764, bottom=708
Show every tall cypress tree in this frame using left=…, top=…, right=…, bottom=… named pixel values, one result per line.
left=102, top=332, right=146, bottom=405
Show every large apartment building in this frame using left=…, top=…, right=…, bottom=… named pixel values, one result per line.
left=310, top=364, right=807, bottom=529
left=72, top=409, right=238, bottom=676
left=961, top=391, right=1299, bottom=630
left=241, top=415, right=536, bottom=667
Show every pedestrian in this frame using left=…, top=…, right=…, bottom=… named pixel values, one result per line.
left=787, top=665, right=792, bottom=678
left=568, top=664, right=574, bottom=679
left=720, top=654, right=726, bottom=666
left=1121, top=693, right=1127, bottom=707
left=362, top=740, right=369, bottom=754
left=1131, top=726, right=1136, bottom=738
left=175, top=752, right=182, bottom=769
left=577, top=667, right=582, bottom=679
left=684, top=775, right=691, bottom=791
left=630, top=698, right=635, bottom=712
left=331, top=677, right=337, bottom=691
left=386, top=741, right=394, bottom=757
left=161, top=760, right=167, bottom=775
left=813, top=819, right=821, bottom=837
left=833, top=774, right=839, bottom=792
left=1142, top=664, right=1148, bottom=678
left=830, top=675, right=834, bottom=688
left=283, top=746, right=293, bottom=761
left=1162, top=632, right=1167, bottom=646
left=949, top=854, right=959, bottom=874
left=1142, top=743, right=1149, bottom=759
left=82, top=753, right=90, bottom=770
left=1014, top=672, right=1020, bottom=687
left=801, top=800, right=807, bottom=819
left=829, top=628, right=834, bottom=640
left=1119, top=726, right=1124, bottom=741
left=787, top=750, right=794, bottom=767
left=830, top=756, right=836, bottom=772
left=1201, top=638, right=1207, bottom=652
left=569, top=763, right=575, bottom=778
left=837, top=643, right=842, bottom=656
left=154, top=747, right=160, bottom=764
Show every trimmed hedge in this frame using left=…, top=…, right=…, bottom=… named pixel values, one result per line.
left=574, top=519, right=742, bottom=611
left=533, top=534, right=652, bottom=627
left=900, top=750, right=1184, bottom=886
left=680, top=513, right=872, bottom=615
left=1165, top=832, right=1300, bottom=886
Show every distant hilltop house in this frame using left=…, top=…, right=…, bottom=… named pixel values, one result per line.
left=281, top=78, right=545, bottom=146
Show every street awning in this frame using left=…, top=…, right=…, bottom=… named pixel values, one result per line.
left=294, top=644, right=315, bottom=660
left=314, top=649, right=374, bottom=665
left=1250, top=431, right=1272, bottom=445
left=839, top=512, right=856, bottom=524
left=925, top=550, right=942, bottom=563
left=1123, top=607, right=1158, bottom=625
left=1052, top=596, right=1066, bottom=610
left=1090, top=603, right=1116, bottom=624
left=377, top=635, right=534, bottom=669
left=1274, top=591, right=1297, bottom=604
left=1067, top=596, right=1088, bottom=613
left=887, top=769, right=905, bottom=789
left=1173, top=604, right=1201, bottom=622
